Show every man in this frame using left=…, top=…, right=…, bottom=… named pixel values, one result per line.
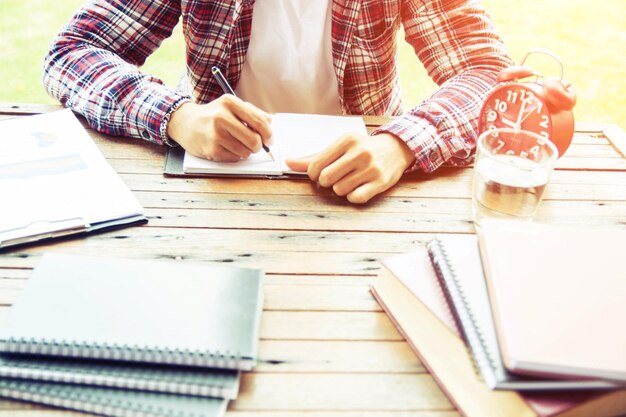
left=44, top=0, right=511, bottom=203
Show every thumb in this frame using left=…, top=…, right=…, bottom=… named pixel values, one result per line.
left=285, top=155, right=314, bottom=172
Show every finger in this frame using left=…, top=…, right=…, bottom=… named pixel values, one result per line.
left=347, top=181, right=386, bottom=204
left=243, top=102, right=274, bottom=145
left=346, top=181, right=394, bottom=204
left=220, top=114, right=264, bottom=153
left=219, top=133, right=253, bottom=159
left=285, top=155, right=315, bottom=172
left=317, top=147, right=373, bottom=188
left=331, top=167, right=374, bottom=197
left=307, top=136, right=354, bottom=182
left=222, top=96, right=273, bottom=144
left=212, top=145, right=242, bottom=162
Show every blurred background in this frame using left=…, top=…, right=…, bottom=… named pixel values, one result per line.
left=1, top=0, right=624, bottom=128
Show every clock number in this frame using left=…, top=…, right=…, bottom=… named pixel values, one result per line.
left=494, top=99, right=508, bottom=113
left=487, top=124, right=499, bottom=138
left=495, top=139, right=506, bottom=151
left=520, top=90, right=535, bottom=102
left=506, top=90, right=518, bottom=104
left=529, top=145, right=540, bottom=158
left=539, top=115, right=550, bottom=128
left=487, top=110, right=497, bottom=122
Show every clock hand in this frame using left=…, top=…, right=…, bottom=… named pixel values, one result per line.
left=500, top=117, right=517, bottom=128
left=514, top=98, right=528, bottom=130
left=518, top=101, right=540, bottom=125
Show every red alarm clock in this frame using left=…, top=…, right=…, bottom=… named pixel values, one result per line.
left=478, top=49, right=577, bottom=157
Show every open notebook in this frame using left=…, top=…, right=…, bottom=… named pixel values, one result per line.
left=0, top=110, right=146, bottom=249
left=181, top=113, right=368, bottom=176
left=0, top=253, right=264, bottom=371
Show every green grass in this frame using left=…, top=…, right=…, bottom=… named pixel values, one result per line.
left=2, top=0, right=624, bottom=128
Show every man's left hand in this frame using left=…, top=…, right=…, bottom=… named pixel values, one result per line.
left=285, top=133, right=415, bottom=204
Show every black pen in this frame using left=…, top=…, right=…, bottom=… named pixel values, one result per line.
left=211, top=66, right=274, bottom=160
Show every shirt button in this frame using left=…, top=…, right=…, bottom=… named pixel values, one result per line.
left=429, top=150, right=441, bottom=164
left=141, top=131, right=151, bottom=139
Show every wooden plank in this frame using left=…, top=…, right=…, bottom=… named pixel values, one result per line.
left=0, top=103, right=63, bottom=115
left=116, top=171, right=626, bottom=201
left=232, top=373, right=452, bottom=411
left=255, top=340, right=423, bottom=373
left=142, top=207, right=475, bottom=233
left=0, top=250, right=389, bottom=274
left=0, top=307, right=401, bottom=341
left=0, top=411, right=460, bottom=417
left=131, top=191, right=626, bottom=215
left=260, top=311, right=402, bottom=340
left=0, top=280, right=382, bottom=312
left=227, top=413, right=460, bottom=417
left=604, top=124, right=626, bottom=158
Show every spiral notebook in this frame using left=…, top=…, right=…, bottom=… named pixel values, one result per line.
left=0, top=378, right=227, bottom=417
left=0, top=354, right=240, bottom=399
left=0, top=253, right=264, bottom=370
left=426, top=235, right=619, bottom=391
left=427, top=235, right=618, bottom=391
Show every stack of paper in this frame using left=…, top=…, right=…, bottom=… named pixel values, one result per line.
left=0, top=110, right=146, bottom=249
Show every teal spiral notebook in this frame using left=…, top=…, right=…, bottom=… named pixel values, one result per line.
left=0, top=354, right=240, bottom=399
left=0, top=378, right=228, bottom=417
left=0, top=253, right=264, bottom=371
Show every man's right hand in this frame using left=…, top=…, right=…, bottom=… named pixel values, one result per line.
left=167, top=96, right=272, bottom=162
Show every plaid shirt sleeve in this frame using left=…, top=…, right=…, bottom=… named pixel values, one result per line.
left=43, top=0, right=191, bottom=146
left=374, top=0, right=513, bottom=173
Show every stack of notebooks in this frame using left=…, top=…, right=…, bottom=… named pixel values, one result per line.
left=372, top=220, right=626, bottom=417
left=0, top=253, right=265, bottom=417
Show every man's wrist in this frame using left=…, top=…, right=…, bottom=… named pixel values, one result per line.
left=377, top=132, right=416, bottom=171
left=163, top=98, right=193, bottom=146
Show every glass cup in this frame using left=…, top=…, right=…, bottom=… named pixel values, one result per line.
left=472, top=128, right=558, bottom=227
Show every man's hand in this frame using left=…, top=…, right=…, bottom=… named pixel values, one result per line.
left=167, top=96, right=272, bottom=162
left=286, top=133, right=415, bottom=204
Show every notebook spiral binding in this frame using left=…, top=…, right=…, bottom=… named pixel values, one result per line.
left=0, top=357, right=236, bottom=398
left=0, top=379, right=215, bottom=417
left=0, top=338, right=243, bottom=369
left=426, top=239, right=496, bottom=379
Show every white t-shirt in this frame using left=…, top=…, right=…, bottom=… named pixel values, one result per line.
left=235, top=0, right=342, bottom=115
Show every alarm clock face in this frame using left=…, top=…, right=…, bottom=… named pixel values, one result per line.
left=479, top=84, right=552, bottom=139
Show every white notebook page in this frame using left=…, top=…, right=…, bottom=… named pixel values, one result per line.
left=182, top=113, right=367, bottom=175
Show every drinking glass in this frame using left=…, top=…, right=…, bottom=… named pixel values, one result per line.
left=472, top=128, right=558, bottom=227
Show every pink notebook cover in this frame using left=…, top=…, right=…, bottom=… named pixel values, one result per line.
left=381, top=249, right=607, bottom=417
left=478, top=220, right=626, bottom=383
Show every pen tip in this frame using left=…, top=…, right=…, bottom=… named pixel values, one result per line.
left=267, top=151, right=275, bottom=161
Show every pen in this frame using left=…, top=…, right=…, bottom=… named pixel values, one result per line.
left=211, top=66, right=274, bottom=160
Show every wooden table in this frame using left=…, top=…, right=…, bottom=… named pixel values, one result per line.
left=1, top=103, right=625, bottom=417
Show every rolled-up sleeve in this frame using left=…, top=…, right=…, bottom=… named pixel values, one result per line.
left=43, top=0, right=191, bottom=145
left=375, top=0, right=513, bottom=173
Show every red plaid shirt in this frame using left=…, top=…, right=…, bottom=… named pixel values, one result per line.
left=43, top=0, right=511, bottom=173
